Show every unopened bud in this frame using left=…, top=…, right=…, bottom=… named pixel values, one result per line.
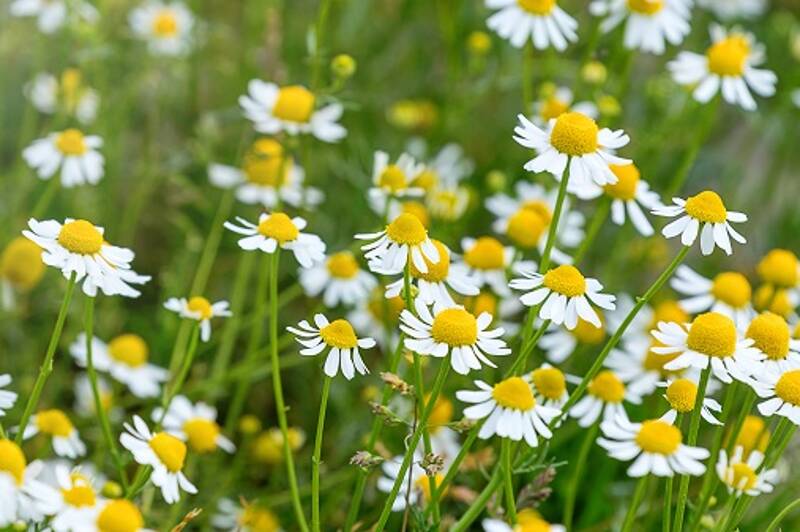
left=467, top=31, right=492, bottom=55
left=239, top=414, right=262, bottom=435
left=370, top=402, right=404, bottom=425
left=331, top=54, right=357, bottom=79
left=101, top=481, right=123, bottom=498
left=380, top=372, right=414, bottom=396
left=452, top=417, right=477, bottom=433
left=421, top=452, right=445, bottom=476
left=581, top=61, right=607, bottom=84
left=486, top=170, right=507, bottom=192
left=350, top=450, right=384, bottom=470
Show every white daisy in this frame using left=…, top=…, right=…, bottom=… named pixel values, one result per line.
left=120, top=415, right=197, bottom=504
left=671, top=265, right=754, bottom=329
left=698, top=0, right=765, bottom=19
left=659, top=378, right=722, bottom=425
left=19, top=409, right=86, bottom=458
left=716, top=447, right=778, bottom=496
left=400, top=300, right=511, bottom=375
left=668, top=25, right=777, bottom=111
left=426, top=183, right=471, bottom=222
left=224, top=212, right=326, bottom=268
left=449, top=237, right=519, bottom=297
left=0, top=441, right=59, bottom=527
left=82, top=499, right=151, bottom=532
left=368, top=151, right=425, bottom=216
left=0, top=374, right=17, bottom=417
left=590, top=0, right=691, bottom=55
left=752, top=368, right=800, bottom=425
left=653, top=190, right=747, bottom=256
left=153, top=395, right=235, bottom=454
left=745, top=312, right=800, bottom=373
left=239, top=80, right=346, bottom=142
left=526, top=363, right=570, bottom=408
left=129, top=1, right=194, bottom=56
left=23, top=129, right=104, bottom=188
left=410, top=142, right=474, bottom=190
left=26, top=70, right=99, bottom=124
left=569, top=370, right=640, bottom=427
left=483, top=509, right=566, bottom=532
left=287, top=315, right=375, bottom=379
left=356, top=212, right=441, bottom=275
left=70, top=333, right=168, bottom=398
left=531, top=85, right=598, bottom=126
left=485, top=0, right=578, bottom=51
left=300, top=251, right=377, bottom=308
left=164, top=296, right=232, bottom=342
left=10, top=0, right=97, bottom=34
left=212, top=498, right=282, bottom=531
left=46, top=465, right=104, bottom=532
left=605, top=336, right=696, bottom=397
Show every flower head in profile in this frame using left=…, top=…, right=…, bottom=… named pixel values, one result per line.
left=745, top=312, right=800, bottom=373
left=671, top=265, right=754, bottom=329
left=129, top=1, right=194, bottom=56
left=653, top=190, right=746, bottom=255
left=212, top=498, right=281, bottom=532
left=589, top=0, right=690, bottom=55
left=287, top=315, right=376, bottom=379
left=10, top=0, right=98, bottom=34
left=426, top=183, right=471, bottom=222
left=23, top=129, right=104, bottom=187
left=570, top=369, right=640, bottom=427
left=251, top=427, right=306, bottom=466
left=120, top=416, right=197, bottom=504
left=483, top=509, right=566, bottom=532
left=0, top=439, right=59, bottom=526
left=153, top=395, right=235, bottom=455
left=164, top=296, right=231, bottom=342
left=26, top=69, right=99, bottom=124
left=0, top=375, right=17, bottom=417
left=456, top=376, right=561, bottom=446
left=1, top=236, right=46, bottom=307
left=18, top=409, right=86, bottom=458
left=716, top=446, right=777, bottom=496
left=300, top=251, right=377, bottom=308
left=660, top=377, right=722, bottom=425
left=668, top=25, right=776, bottom=111
left=239, top=80, right=346, bottom=142
left=485, top=0, right=578, bottom=51
left=225, top=212, right=326, bottom=268
left=356, top=212, right=440, bottom=275
left=752, top=368, right=800, bottom=425
left=734, top=415, right=770, bottom=458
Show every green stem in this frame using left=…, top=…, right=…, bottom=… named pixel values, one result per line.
left=521, top=42, right=534, bottom=111
left=621, top=475, right=650, bottom=532
left=157, top=324, right=201, bottom=427
left=572, top=197, right=610, bottom=266
left=451, top=468, right=503, bottom=532
left=712, top=494, right=738, bottom=532
left=563, top=420, right=600, bottom=529
left=766, top=497, right=800, bottom=532
left=502, top=439, right=517, bottom=523
left=311, top=0, right=333, bottom=90
left=190, top=191, right=235, bottom=296
left=539, top=164, right=570, bottom=274
left=508, top=319, right=550, bottom=376
left=665, top=97, right=719, bottom=197
left=31, top=177, right=60, bottom=219
left=426, top=425, right=480, bottom=518
left=312, top=375, right=332, bottom=532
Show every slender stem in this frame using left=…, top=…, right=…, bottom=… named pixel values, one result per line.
left=451, top=468, right=503, bottom=532
left=190, top=191, right=235, bottom=296
left=15, top=274, right=76, bottom=444
left=712, top=494, right=738, bottom=532
left=312, top=376, right=332, bottom=532
left=563, top=420, right=600, bottom=529
left=572, top=197, right=610, bottom=266
left=425, top=425, right=480, bottom=519
left=502, top=439, right=517, bottom=523
left=157, top=324, right=200, bottom=427
left=539, top=164, right=570, bottom=274
left=766, top=497, right=800, bottom=532
left=311, top=0, right=333, bottom=90
left=508, top=319, right=551, bottom=376
left=521, top=42, right=533, bottom=111
left=621, top=475, right=650, bottom=532
left=665, top=413, right=683, bottom=532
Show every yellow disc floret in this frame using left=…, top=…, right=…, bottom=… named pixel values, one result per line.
left=643, top=340, right=681, bottom=376
left=414, top=473, right=447, bottom=502
left=627, top=0, right=664, bottom=14
left=753, top=285, right=793, bottom=318
left=258, top=212, right=299, bottom=244
left=757, top=249, right=799, bottom=288
left=55, top=129, right=88, bottom=156
left=465, top=292, right=498, bottom=318
left=272, top=85, right=315, bottom=123
left=684, top=190, right=728, bottom=224
left=665, top=378, right=698, bottom=413
left=605, top=164, right=640, bottom=200
left=542, top=264, right=586, bottom=297
left=735, top=416, right=769, bottom=456
left=97, top=499, right=145, bottom=532
left=707, top=35, right=750, bottom=77
left=243, top=139, right=289, bottom=186
left=531, top=367, right=566, bottom=400
left=539, top=95, right=570, bottom=122
left=187, top=296, right=214, bottom=320
left=58, top=220, right=103, bottom=255
left=464, top=237, right=505, bottom=270
left=774, top=370, right=800, bottom=406
left=517, top=0, right=556, bottom=15
left=36, top=409, right=74, bottom=437
left=521, top=200, right=553, bottom=226
left=378, top=165, right=409, bottom=192
left=1, top=237, right=44, bottom=290
left=431, top=308, right=478, bottom=347
left=727, top=462, right=758, bottom=491
left=401, top=201, right=430, bottom=228
left=326, top=251, right=360, bottom=279
left=62, top=483, right=96, bottom=507
left=0, top=440, right=26, bottom=486
left=151, top=10, right=178, bottom=37
left=515, top=509, right=553, bottom=532
left=636, top=420, right=681, bottom=454
left=492, top=377, right=535, bottom=410
left=746, top=312, right=790, bottom=361
left=149, top=432, right=187, bottom=473
left=571, top=317, right=605, bottom=344
left=428, top=396, right=454, bottom=429
left=549, top=112, right=599, bottom=157
left=183, top=418, right=221, bottom=454
left=686, top=312, right=737, bottom=358
left=108, top=334, right=149, bottom=367
left=386, top=213, right=427, bottom=245
left=588, top=370, right=625, bottom=403
left=240, top=505, right=281, bottom=532
left=507, top=208, right=548, bottom=249
left=711, top=272, right=751, bottom=308
left=319, top=319, right=359, bottom=349
left=651, top=300, right=689, bottom=329
left=410, top=240, right=450, bottom=282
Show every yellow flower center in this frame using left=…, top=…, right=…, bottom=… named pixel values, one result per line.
left=521, top=200, right=553, bottom=225
left=187, top=296, right=214, bottom=320
left=0, top=440, right=26, bottom=486
left=707, top=35, right=750, bottom=77
left=650, top=300, right=689, bottom=330
left=257, top=212, right=300, bottom=244
left=319, top=319, right=359, bottom=349
left=414, top=473, right=447, bottom=502
left=746, top=312, right=790, bottom=361
left=428, top=396, right=454, bottom=429
left=243, top=139, right=290, bottom=186
left=183, top=418, right=221, bottom=454
left=431, top=308, right=478, bottom=347
left=367, top=289, right=405, bottom=323
left=686, top=312, right=737, bottom=358
left=735, top=416, right=769, bottom=456
left=507, top=208, right=548, bottom=249
left=410, top=240, right=450, bottom=282
left=516, top=0, right=556, bottom=15
left=684, top=190, right=728, bottom=224
left=57, top=219, right=103, bottom=255
left=61, top=68, right=82, bottom=110
left=55, top=128, right=88, bottom=156
left=385, top=213, right=427, bottom=245
left=35, top=409, right=74, bottom=437
left=754, top=285, right=793, bottom=318
left=531, top=367, right=566, bottom=400
left=775, top=370, right=800, bottom=406
left=643, top=340, right=681, bottom=376
left=378, top=164, right=409, bottom=192
left=571, top=317, right=605, bottom=344
left=588, top=370, right=625, bottom=403
left=149, top=432, right=187, bottom=473
left=151, top=10, right=178, bottom=37
left=710, top=272, right=751, bottom=308
left=757, top=249, right=799, bottom=288
left=401, top=201, right=430, bottom=228
left=413, top=169, right=438, bottom=191
left=240, top=505, right=281, bottom=532
left=542, top=265, right=586, bottom=297
left=1, top=237, right=44, bottom=290
left=539, top=95, right=570, bottom=122
left=465, top=292, right=497, bottom=317
left=627, top=0, right=664, bottom=14
left=108, top=334, right=149, bottom=367
left=492, top=377, right=536, bottom=410
left=326, top=252, right=360, bottom=279
left=272, top=85, right=315, bottom=123
left=62, top=484, right=96, bottom=507
left=728, top=463, right=758, bottom=491
left=604, top=164, right=640, bottom=200
left=549, top=112, right=599, bottom=157
left=665, top=378, right=697, bottom=413
left=464, top=237, right=505, bottom=270
left=635, top=420, right=682, bottom=454
left=97, top=500, right=145, bottom=532
left=514, top=509, right=552, bottom=532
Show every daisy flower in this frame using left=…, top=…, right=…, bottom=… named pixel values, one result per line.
left=19, top=409, right=86, bottom=458
left=653, top=190, right=747, bottom=255
left=377, top=458, right=445, bottom=512
left=385, top=239, right=479, bottom=312
left=208, top=138, right=322, bottom=209
left=463, top=290, right=525, bottom=337
left=589, top=0, right=690, bottom=55
left=456, top=376, right=561, bottom=446
left=356, top=212, right=441, bottom=275
left=745, top=312, right=800, bottom=373
left=239, top=80, right=346, bottom=142
left=531, top=85, right=597, bottom=126
left=0, top=440, right=58, bottom=527
left=668, top=25, right=777, bottom=111
left=164, top=296, right=231, bottom=342
left=23, top=218, right=150, bottom=297
left=598, top=411, right=709, bottom=477
left=23, top=129, right=104, bottom=187
left=607, top=295, right=689, bottom=350
left=660, top=378, right=722, bottom=425
left=368, top=151, right=425, bottom=215
left=671, top=265, right=754, bottom=329
left=450, top=237, right=518, bottom=296
left=212, top=498, right=282, bottom=531
left=251, top=427, right=306, bottom=466
left=527, top=364, right=570, bottom=408
left=224, top=212, right=326, bottom=268
left=753, top=285, right=798, bottom=322
left=757, top=249, right=799, bottom=292
left=70, top=333, right=168, bottom=398
left=426, top=183, right=471, bottom=222
left=485, top=0, right=578, bottom=51
left=1, top=236, right=45, bottom=308
left=26, top=69, right=99, bottom=124
left=698, top=0, right=765, bottom=20
left=483, top=509, right=566, bottom=532
left=651, top=311, right=763, bottom=384
left=513, top=111, right=630, bottom=190
left=752, top=368, right=800, bottom=425
left=46, top=465, right=104, bottom=532
left=510, top=264, right=616, bottom=329
left=734, top=415, right=770, bottom=458
left=540, top=317, right=606, bottom=363
left=410, top=142, right=474, bottom=191
left=85, top=499, right=150, bottom=532
left=287, top=315, right=376, bottom=379
left=129, top=1, right=194, bottom=56
left=606, top=338, right=691, bottom=397
left=120, top=416, right=197, bottom=504
left=9, top=0, right=97, bottom=34
left=570, top=370, right=640, bottom=427
left=400, top=300, right=511, bottom=375
left=73, top=373, right=115, bottom=418
left=300, top=251, right=377, bottom=308
left=347, top=287, right=405, bottom=349
left=153, top=395, right=235, bottom=454
left=0, top=374, right=17, bottom=417
left=716, top=446, right=777, bottom=496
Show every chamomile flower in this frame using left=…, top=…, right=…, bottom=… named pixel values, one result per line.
left=456, top=377, right=561, bottom=446
left=463, top=290, right=525, bottom=337
left=653, top=190, right=747, bottom=255
left=426, top=183, right=471, bottom=222
left=660, top=378, right=722, bottom=425
left=753, top=285, right=798, bottom=322
left=47, top=465, right=104, bottom=531
left=400, top=300, right=511, bottom=375
left=287, top=315, right=375, bottom=379
left=212, top=498, right=282, bottom=531
left=745, top=312, right=800, bottom=373
left=668, top=25, right=777, bottom=111
left=251, top=427, right=306, bottom=466
left=609, top=295, right=689, bottom=350
left=751, top=368, right=800, bottom=425
left=70, top=333, right=168, bottom=398
left=164, top=296, right=232, bottom=342
left=0, top=440, right=58, bottom=526
left=153, top=396, right=235, bottom=454
left=356, top=212, right=441, bottom=275
left=10, top=0, right=98, bottom=34
left=598, top=411, right=709, bottom=477
left=485, top=0, right=578, bottom=51
left=651, top=311, right=763, bottom=384
left=377, top=458, right=445, bottom=512
left=0, top=375, right=17, bottom=417
left=513, top=112, right=630, bottom=190
left=606, top=338, right=690, bottom=397
left=1, top=236, right=45, bottom=308
left=527, top=364, right=570, bottom=408
left=757, top=249, right=799, bottom=291
left=85, top=499, right=150, bottom=532
left=734, top=415, right=770, bottom=457
left=368, top=151, right=425, bottom=215
left=129, top=1, right=194, bottom=56
left=23, top=129, right=104, bottom=187
left=483, top=509, right=566, bottom=532
left=300, top=251, right=377, bottom=308
left=671, top=266, right=754, bottom=329
left=23, top=218, right=150, bottom=297
left=510, top=264, right=616, bottom=329
left=19, top=409, right=86, bottom=458
left=384, top=239, right=479, bottom=312
left=225, top=212, right=326, bottom=268
left=570, top=370, right=640, bottom=427
left=540, top=317, right=606, bottom=363
left=698, top=0, right=765, bottom=20
left=531, top=85, right=598, bottom=126
left=589, top=0, right=690, bottom=55
left=450, top=237, right=518, bottom=296
left=120, top=416, right=197, bottom=504
left=239, top=80, right=346, bottom=142
left=716, top=446, right=777, bottom=496
left=26, top=69, right=99, bottom=124
left=208, top=138, right=322, bottom=209
left=410, top=142, right=474, bottom=190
